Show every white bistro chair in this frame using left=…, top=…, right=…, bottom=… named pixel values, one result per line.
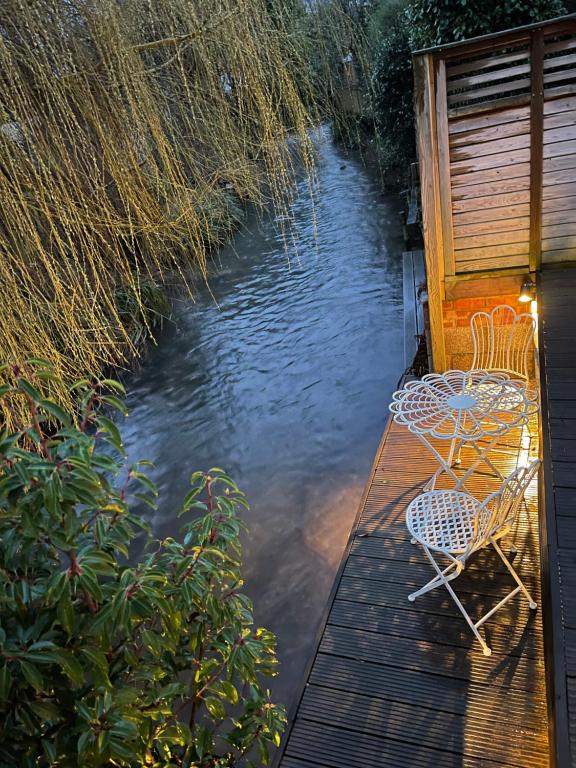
left=405, top=459, right=540, bottom=656
left=470, top=304, right=537, bottom=386
left=455, top=304, right=538, bottom=466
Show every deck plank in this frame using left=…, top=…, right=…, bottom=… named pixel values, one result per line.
left=278, top=408, right=548, bottom=767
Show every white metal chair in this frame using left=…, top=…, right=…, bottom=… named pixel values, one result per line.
left=406, top=459, right=540, bottom=656
left=470, top=304, right=537, bottom=385
left=456, top=304, right=538, bottom=467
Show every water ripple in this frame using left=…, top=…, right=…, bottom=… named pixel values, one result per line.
left=119, top=130, right=405, bottom=712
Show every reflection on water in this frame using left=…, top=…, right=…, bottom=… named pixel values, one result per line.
left=120, top=133, right=405, bottom=712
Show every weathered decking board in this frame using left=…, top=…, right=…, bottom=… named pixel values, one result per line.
left=539, top=267, right=576, bottom=766
left=278, top=415, right=548, bottom=768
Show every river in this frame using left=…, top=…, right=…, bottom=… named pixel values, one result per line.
left=120, top=132, right=405, bottom=713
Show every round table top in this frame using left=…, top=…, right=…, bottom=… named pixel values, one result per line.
left=389, top=369, right=530, bottom=441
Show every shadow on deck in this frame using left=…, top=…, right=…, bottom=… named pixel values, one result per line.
left=278, top=416, right=548, bottom=768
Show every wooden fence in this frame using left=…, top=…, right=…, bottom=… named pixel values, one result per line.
left=413, top=15, right=576, bottom=371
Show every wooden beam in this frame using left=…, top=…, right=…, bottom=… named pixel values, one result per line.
left=435, top=59, right=455, bottom=278
left=529, top=29, right=545, bottom=272
left=414, top=53, right=447, bottom=372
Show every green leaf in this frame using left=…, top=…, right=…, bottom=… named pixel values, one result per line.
left=20, top=661, right=44, bottom=693
left=81, top=648, right=109, bottom=677
left=39, top=398, right=71, bottom=426
left=205, top=696, right=226, bottom=720
left=99, top=394, right=128, bottom=416
left=17, top=379, right=42, bottom=402
left=29, top=700, right=63, bottom=722
left=0, top=665, right=12, bottom=700
left=100, top=379, right=126, bottom=394
left=57, top=596, right=75, bottom=636
left=218, top=681, right=238, bottom=705
left=55, top=651, right=84, bottom=687
left=97, top=415, right=124, bottom=452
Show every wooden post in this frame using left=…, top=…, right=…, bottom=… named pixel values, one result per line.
left=529, top=29, right=544, bottom=273
left=435, top=59, right=455, bottom=279
left=414, top=53, right=447, bottom=372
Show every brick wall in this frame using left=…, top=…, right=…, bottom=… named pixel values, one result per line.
left=442, top=294, right=529, bottom=371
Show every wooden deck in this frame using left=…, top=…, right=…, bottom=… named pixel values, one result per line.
left=539, top=267, right=576, bottom=766
left=278, top=413, right=548, bottom=767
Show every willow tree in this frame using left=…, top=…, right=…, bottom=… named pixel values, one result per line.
left=0, top=0, right=367, bottom=422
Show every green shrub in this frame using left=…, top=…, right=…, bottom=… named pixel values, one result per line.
left=407, top=0, right=567, bottom=50
left=0, top=361, right=285, bottom=767
left=370, top=21, right=417, bottom=180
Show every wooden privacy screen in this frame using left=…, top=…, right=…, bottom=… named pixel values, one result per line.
left=414, top=16, right=576, bottom=370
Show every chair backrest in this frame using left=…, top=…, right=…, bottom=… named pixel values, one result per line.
left=472, top=459, right=540, bottom=548
left=470, top=304, right=536, bottom=381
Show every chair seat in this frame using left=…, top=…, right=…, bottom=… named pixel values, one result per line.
left=406, top=490, right=480, bottom=554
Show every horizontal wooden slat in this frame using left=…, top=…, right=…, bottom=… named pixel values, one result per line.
left=545, top=68, right=576, bottom=88
left=454, top=229, right=529, bottom=251
left=544, top=153, right=576, bottom=173
left=457, top=253, right=528, bottom=273
left=544, top=94, right=576, bottom=114
left=543, top=167, right=576, bottom=187
left=454, top=241, right=528, bottom=262
left=543, top=222, right=576, bottom=239
left=544, top=51, right=576, bottom=71
left=543, top=195, right=576, bottom=213
left=542, top=248, right=576, bottom=263
left=454, top=217, right=529, bottom=238
left=448, top=62, right=530, bottom=92
left=543, top=139, right=576, bottom=160
left=448, top=77, right=531, bottom=106
left=451, top=163, right=531, bottom=189
left=451, top=147, right=529, bottom=175
left=452, top=189, right=530, bottom=214
left=543, top=182, right=576, bottom=200
left=450, top=133, right=530, bottom=162
left=449, top=94, right=532, bottom=121
left=543, top=209, right=576, bottom=226
left=447, top=50, right=529, bottom=79
left=546, top=83, right=576, bottom=100
left=452, top=176, right=529, bottom=201
left=544, top=108, right=576, bottom=131
left=453, top=203, right=530, bottom=226
left=450, top=124, right=576, bottom=164
left=545, top=38, right=576, bottom=56
left=448, top=105, right=529, bottom=135
left=449, top=119, right=530, bottom=149
left=543, top=236, right=576, bottom=252
left=544, top=123, right=576, bottom=145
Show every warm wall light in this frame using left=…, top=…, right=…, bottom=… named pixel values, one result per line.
left=519, top=278, right=536, bottom=303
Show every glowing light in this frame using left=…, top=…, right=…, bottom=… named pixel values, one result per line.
left=519, top=278, right=535, bottom=303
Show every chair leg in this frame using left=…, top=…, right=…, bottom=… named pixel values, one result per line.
left=491, top=537, right=537, bottom=610
left=410, top=544, right=492, bottom=655
left=408, top=556, right=460, bottom=600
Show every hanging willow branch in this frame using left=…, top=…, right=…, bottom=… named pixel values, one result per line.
left=0, top=0, right=371, bottom=425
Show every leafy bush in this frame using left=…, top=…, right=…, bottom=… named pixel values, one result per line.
left=407, top=0, right=567, bottom=50
left=0, top=361, right=285, bottom=767
left=370, top=21, right=417, bottom=180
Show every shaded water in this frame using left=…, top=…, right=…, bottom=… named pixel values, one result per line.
left=120, top=133, right=405, bottom=712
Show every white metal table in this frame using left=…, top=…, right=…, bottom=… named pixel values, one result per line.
left=389, top=369, right=532, bottom=491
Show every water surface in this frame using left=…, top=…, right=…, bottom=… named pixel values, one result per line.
left=120, top=134, right=405, bottom=712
